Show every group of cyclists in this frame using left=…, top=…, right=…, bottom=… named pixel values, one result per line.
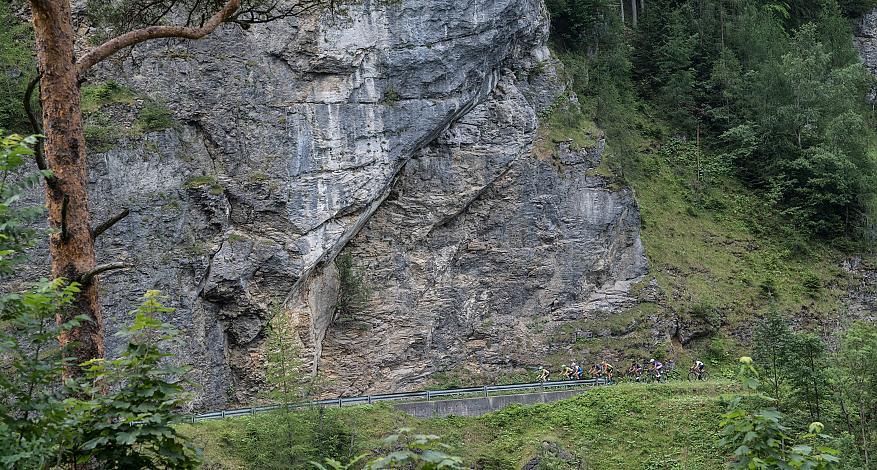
left=536, top=358, right=708, bottom=383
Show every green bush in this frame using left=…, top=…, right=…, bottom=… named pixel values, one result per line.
left=84, top=112, right=123, bottom=153
left=334, top=253, right=370, bottom=321
left=719, top=358, right=840, bottom=469
left=0, top=134, right=199, bottom=468
left=134, top=101, right=176, bottom=133
left=0, top=4, right=35, bottom=133
left=80, top=80, right=135, bottom=115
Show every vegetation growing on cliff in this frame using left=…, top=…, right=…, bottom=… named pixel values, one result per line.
left=0, top=3, right=34, bottom=134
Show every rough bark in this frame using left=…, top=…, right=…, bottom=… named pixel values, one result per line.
left=30, top=0, right=103, bottom=372
left=28, top=0, right=245, bottom=374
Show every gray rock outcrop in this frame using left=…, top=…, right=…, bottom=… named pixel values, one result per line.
left=855, top=10, right=877, bottom=75
left=316, top=73, right=647, bottom=394
left=27, top=0, right=650, bottom=407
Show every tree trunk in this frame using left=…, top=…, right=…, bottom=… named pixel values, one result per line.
left=630, top=0, right=638, bottom=28
left=620, top=0, right=625, bottom=24
left=31, top=0, right=104, bottom=373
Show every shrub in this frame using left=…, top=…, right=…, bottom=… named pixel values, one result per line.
left=719, top=358, right=840, bottom=469
left=134, top=101, right=176, bottom=133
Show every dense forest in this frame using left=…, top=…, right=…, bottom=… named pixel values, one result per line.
left=549, top=0, right=877, bottom=238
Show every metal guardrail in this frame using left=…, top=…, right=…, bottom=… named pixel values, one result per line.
left=190, top=378, right=609, bottom=422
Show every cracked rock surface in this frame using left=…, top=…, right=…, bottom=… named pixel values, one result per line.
left=76, top=0, right=554, bottom=408
left=316, top=72, right=647, bottom=395
left=21, top=0, right=648, bottom=407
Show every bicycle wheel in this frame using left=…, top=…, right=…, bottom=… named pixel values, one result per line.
left=687, top=371, right=698, bottom=381
left=700, top=371, right=709, bottom=381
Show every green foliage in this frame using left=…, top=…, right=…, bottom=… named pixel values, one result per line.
left=718, top=357, right=841, bottom=469
left=80, top=81, right=174, bottom=152
left=753, top=310, right=794, bottom=400
left=630, top=0, right=877, bottom=237
left=182, top=407, right=354, bottom=469
left=335, top=253, right=370, bottom=321
left=0, top=288, right=201, bottom=469
left=84, top=112, right=123, bottom=153
left=72, top=291, right=200, bottom=469
left=312, top=429, right=464, bottom=469
left=832, top=322, right=877, bottom=468
left=0, top=279, right=83, bottom=469
left=752, top=311, right=829, bottom=423
left=382, top=88, right=400, bottom=105
left=80, top=81, right=135, bottom=115
left=263, top=306, right=311, bottom=405
left=535, top=96, right=602, bottom=157
left=783, top=333, right=828, bottom=423
left=312, top=454, right=368, bottom=470
left=0, top=134, right=48, bottom=274
left=134, top=101, right=177, bottom=133
left=185, top=381, right=737, bottom=469
left=545, top=0, right=622, bottom=53
left=0, top=137, right=200, bottom=468
left=184, top=175, right=224, bottom=195
left=0, top=4, right=35, bottom=133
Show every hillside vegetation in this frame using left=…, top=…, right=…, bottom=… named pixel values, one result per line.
left=535, top=0, right=877, bottom=369
left=181, top=381, right=737, bottom=469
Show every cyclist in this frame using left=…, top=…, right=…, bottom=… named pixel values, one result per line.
left=601, top=361, right=615, bottom=381
left=562, top=364, right=574, bottom=380
left=649, top=358, right=664, bottom=381
left=538, top=366, right=550, bottom=383
left=627, top=361, right=643, bottom=381
left=573, top=362, right=585, bottom=380
left=589, top=362, right=602, bottom=378
left=691, top=360, right=705, bottom=378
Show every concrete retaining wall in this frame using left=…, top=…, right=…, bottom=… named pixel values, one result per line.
left=392, top=388, right=593, bottom=418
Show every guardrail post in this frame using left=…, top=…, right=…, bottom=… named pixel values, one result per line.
left=368, top=395, right=372, bottom=404
left=251, top=407, right=255, bottom=416
left=338, top=398, right=343, bottom=407
left=483, top=386, right=488, bottom=398
left=221, top=410, right=226, bottom=419
left=192, top=415, right=196, bottom=424
left=426, top=390, right=431, bottom=402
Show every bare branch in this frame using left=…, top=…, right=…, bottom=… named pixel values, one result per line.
left=23, top=74, right=52, bottom=180
left=81, top=262, right=133, bottom=285
left=76, top=0, right=241, bottom=77
left=92, top=207, right=131, bottom=239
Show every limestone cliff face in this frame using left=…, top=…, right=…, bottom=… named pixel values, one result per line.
left=855, top=10, right=877, bottom=75
left=67, top=0, right=647, bottom=407
left=317, top=73, right=647, bottom=395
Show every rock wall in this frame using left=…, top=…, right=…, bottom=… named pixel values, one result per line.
left=855, top=9, right=877, bottom=75
left=45, top=0, right=649, bottom=407
left=317, top=72, right=647, bottom=395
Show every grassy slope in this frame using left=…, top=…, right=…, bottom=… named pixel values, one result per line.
left=622, top=135, right=856, bottom=351
left=182, top=381, right=738, bottom=469
left=643, top=142, right=848, bottom=303
left=557, top=74, right=868, bottom=368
